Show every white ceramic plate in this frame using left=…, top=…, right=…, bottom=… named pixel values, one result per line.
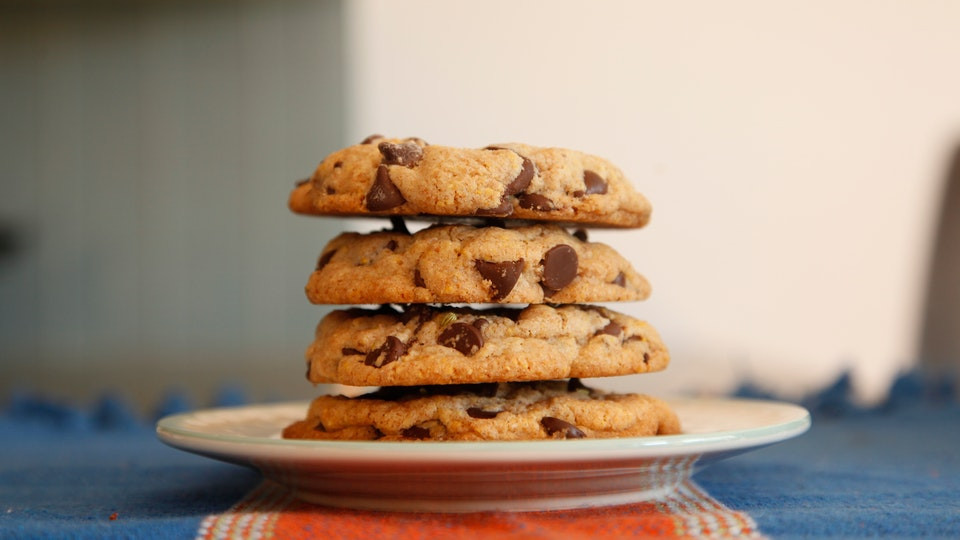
left=157, top=397, right=809, bottom=512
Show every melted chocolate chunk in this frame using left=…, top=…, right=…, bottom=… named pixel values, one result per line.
left=582, top=170, right=608, bottom=195
left=365, top=165, right=407, bottom=211
left=413, top=269, right=426, bottom=288
left=379, top=141, right=423, bottom=167
left=475, top=259, right=524, bottom=300
left=341, top=347, right=363, bottom=356
left=540, top=245, right=578, bottom=292
left=572, top=228, right=588, bottom=242
left=364, top=336, right=407, bottom=368
left=611, top=272, right=627, bottom=287
left=506, top=156, right=536, bottom=195
left=598, top=321, right=622, bottom=337
left=401, top=426, right=431, bottom=439
left=467, top=407, right=501, bottom=419
left=517, top=193, right=554, bottom=211
left=316, top=249, right=337, bottom=271
left=361, top=134, right=384, bottom=144
left=389, top=216, right=410, bottom=234
left=400, top=304, right=431, bottom=325
left=385, top=239, right=398, bottom=251
left=540, top=416, right=586, bottom=439
left=438, top=322, right=484, bottom=356
left=476, top=196, right=513, bottom=217
left=484, top=147, right=536, bottom=194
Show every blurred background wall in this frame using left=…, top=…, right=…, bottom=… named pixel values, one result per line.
left=0, top=0, right=346, bottom=409
left=2, top=0, right=959, bottom=409
left=344, top=0, right=960, bottom=403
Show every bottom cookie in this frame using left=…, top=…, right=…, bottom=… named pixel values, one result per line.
left=282, top=379, right=681, bottom=441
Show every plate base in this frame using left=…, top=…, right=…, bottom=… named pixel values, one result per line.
left=279, top=456, right=694, bottom=512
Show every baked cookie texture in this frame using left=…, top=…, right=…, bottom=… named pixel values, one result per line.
left=304, top=304, right=669, bottom=387
left=306, top=223, right=650, bottom=305
left=288, top=136, right=652, bottom=228
left=281, top=380, right=681, bottom=441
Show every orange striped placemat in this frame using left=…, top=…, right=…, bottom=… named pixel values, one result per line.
left=196, top=479, right=763, bottom=539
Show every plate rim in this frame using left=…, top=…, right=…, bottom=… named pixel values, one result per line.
left=156, top=396, right=811, bottom=464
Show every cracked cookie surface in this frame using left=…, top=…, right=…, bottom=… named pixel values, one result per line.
left=306, top=223, right=650, bottom=305
left=303, top=304, right=669, bottom=387
left=288, top=136, right=652, bottom=228
left=281, top=380, right=681, bottom=441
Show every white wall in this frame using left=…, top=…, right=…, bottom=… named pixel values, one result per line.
left=344, top=0, right=960, bottom=402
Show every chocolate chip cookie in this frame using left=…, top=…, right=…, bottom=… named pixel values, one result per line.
left=303, top=304, right=669, bottom=387
left=306, top=223, right=650, bottom=305
left=288, top=136, right=652, bottom=228
left=281, top=380, right=681, bottom=441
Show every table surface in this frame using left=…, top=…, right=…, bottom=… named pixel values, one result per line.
left=1, top=372, right=957, bottom=539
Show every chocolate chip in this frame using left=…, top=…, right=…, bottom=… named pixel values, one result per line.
left=379, top=141, right=423, bottom=167
left=385, top=239, right=398, bottom=251
left=598, top=321, right=622, bottom=337
left=333, top=160, right=343, bottom=168
left=483, top=147, right=536, bottom=195
left=643, top=352, right=651, bottom=363
left=477, top=196, right=513, bottom=217
left=413, top=269, right=426, bottom=288
left=472, top=318, right=489, bottom=331
left=540, top=416, right=586, bottom=439
left=401, top=426, right=431, bottom=439
left=400, top=304, right=431, bottom=325
left=305, top=359, right=312, bottom=379
left=316, top=249, right=337, bottom=271
left=572, top=229, right=588, bottom=242
left=583, top=170, right=608, bottom=195
left=540, top=245, right=578, bottom=292
left=365, top=165, right=407, bottom=211
left=361, top=134, right=384, bottom=144
left=364, top=336, right=407, bottom=368
left=341, top=347, right=363, bottom=355
left=506, top=155, right=536, bottom=196
left=313, top=420, right=326, bottom=432
left=475, top=259, right=524, bottom=300
left=467, top=407, right=501, bottom=419
left=325, top=186, right=336, bottom=195
left=438, top=322, right=484, bottom=356
left=390, top=216, right=410, bottom=234
left=611, top=272, right=627, bottom=287
left=517, top=193, right=554, bottom=211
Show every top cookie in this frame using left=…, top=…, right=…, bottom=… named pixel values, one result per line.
left=289, top=136, right=652, bottom=228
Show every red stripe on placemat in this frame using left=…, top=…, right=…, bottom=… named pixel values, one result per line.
left=197, top=479, right=764, bottom=539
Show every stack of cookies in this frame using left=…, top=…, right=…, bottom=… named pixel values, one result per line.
left=282, top=136, right=680, bottom=441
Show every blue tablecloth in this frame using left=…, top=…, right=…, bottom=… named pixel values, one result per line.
left=1, top=373, right=957, bottom=539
